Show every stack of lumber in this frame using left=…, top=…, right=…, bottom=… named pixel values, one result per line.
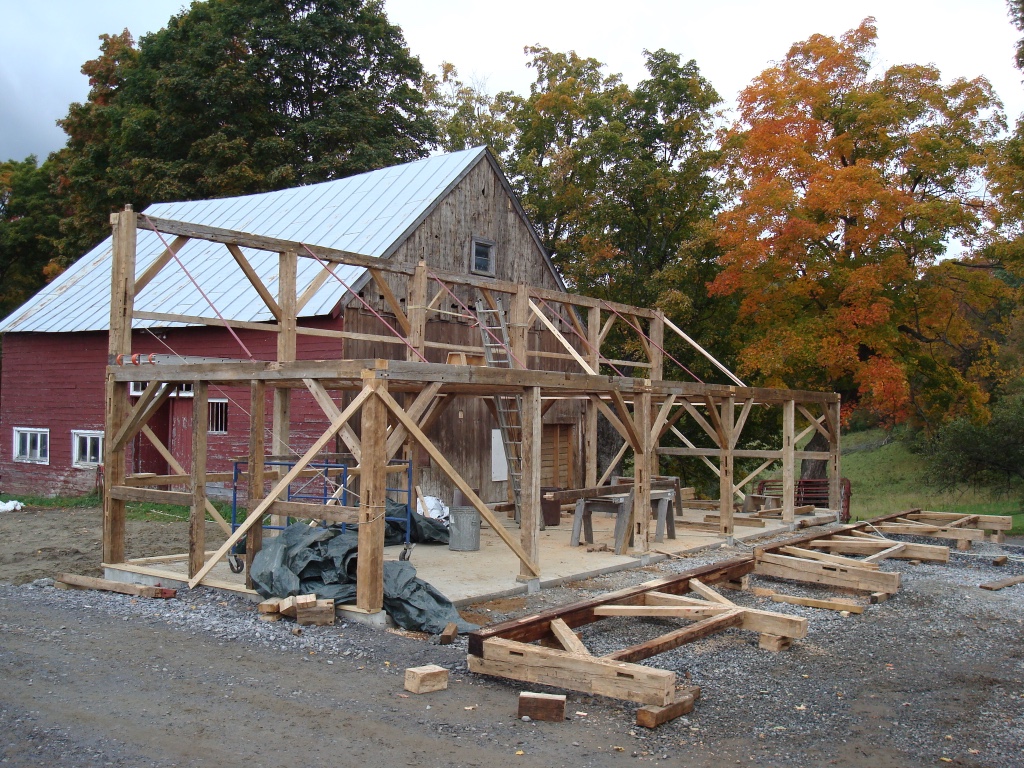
left=258, top=594, right=335, bottom=625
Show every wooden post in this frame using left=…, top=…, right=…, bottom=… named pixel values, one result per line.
left=407, top=260, right=427, bottom=362
left=189, top=382, right=209, bottom=578
left=102, top=206, right=137, bottom=565
left=584, top=306, right=600, bottom=487
left=520, top=386, right=542, bottom=580
left=246, top=380, right=266, bottom=587
left=633, top=388, right=652, bottom=552
left=782, top=399, right=795, bottom=523
left=510, top=285, right=529, bottom=369
left=649, top=313, right=665, bottom=381
left=828, top=398, right=842, bottom=512
left=718, top=396, right=735, bottom=537
left=356, top=378, right=387, bottom=612
left=272, top=251, right=297, bottom=530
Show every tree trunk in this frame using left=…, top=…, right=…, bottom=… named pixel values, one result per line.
left=801, top=430, right=829, bottom=480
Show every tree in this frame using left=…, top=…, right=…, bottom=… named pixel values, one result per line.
left=52, top=0, right=435, bottom=262
left=0, top=157, right=64, bottom=320
left=712, top=18, right=1008, bottom=427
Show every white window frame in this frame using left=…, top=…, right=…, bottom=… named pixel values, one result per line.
left=130, top=382, right=193, bottom=397
left=72, top=430, right=104, bottom=468
left=470, top=236, right=496, bottom=277
left=208, top=399, right=229, bottom=435
left=13, top=428, right=49, bottom=464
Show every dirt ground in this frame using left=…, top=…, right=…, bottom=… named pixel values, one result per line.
left=0, top=505, right=1022, bottom=767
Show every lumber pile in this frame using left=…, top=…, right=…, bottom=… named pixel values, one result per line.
left=257, top=594, right=335, bottom=625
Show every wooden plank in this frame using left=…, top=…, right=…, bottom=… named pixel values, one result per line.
left=518, top=692, right=566, bottom=722
left=110, top=381, right=175, bottom=453
left=755, top=551, right=900, bottom=593
left=55, top=573, right=176, bottom=599
left=549, top=618, right=590, bottom=656
left=474, top=638, right=675, bottom=706
left=188, top=385, right=373, bottom=587
left=374, top=386, right=540, bottom=576
left=807, top=539, right=949, bottom=562
left=133, top=310, right=278, bottom=333
left=304, top=378, right=362, bottom=463
left=704, top=514, right=766, bottom=528
left=546, top=480, right=680, bottom=503
left=910, top=512, right=1013, bottom=530
left=295, top=263, right=336, bottom=313
left=226, top=243, right=282, bottom=319
left=528, top=298, right=595, bottom=374
left=979, top=574, right=1024, bottom=591
left=603, top=610, right=745, bottom=663
left=874, top=523, right=985, bottom=541
left=368, top=268, right=411, bottom=334
left=108, top=486, right=192, bottom=505
left=766, top=592, right=865, bottom=614
left=688, top=578, right=735, bottom=606
left=589, top=395, right=639, bottom=452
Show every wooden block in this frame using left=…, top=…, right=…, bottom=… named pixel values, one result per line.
left=636, top=686, right=700, bottom=728
left=979, top=574, right=1024, bottom=591
left=279, top=596, right=299, bottom=618
left=518, top=692, right=566, bottom=721
left=258, top=597, right=283, bottom=614
left=758, top=633, right=792, bottom=652
left=993, top=555, right=1008, bottom=566
left=55, top=573, right=176, bottom=599
left=295, top=593, right=317, bottom=610
left=258, top=613, right=282, bottom=622
left=718, top=576, right=751, bottom=591
left=439, top=622, right=459, bottom=645
left=405, top=664, right=449, bottom=694
left=297, top=599, right=335, bottom=626
left=869, top=591, right=892, bottom=604
left=956, top=539, right=972, bottom=551
left=991, top=531, right=1006, bottom=544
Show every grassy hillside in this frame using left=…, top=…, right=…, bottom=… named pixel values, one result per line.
left=841, top=428, right=1023, bottom=533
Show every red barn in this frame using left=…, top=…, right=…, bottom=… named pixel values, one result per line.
left=0, top=148, right=582, bottom=500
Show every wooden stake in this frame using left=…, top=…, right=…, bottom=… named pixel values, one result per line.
left=189, top=381, right=208, bottom=578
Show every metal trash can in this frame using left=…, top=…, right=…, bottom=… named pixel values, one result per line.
left=448, top=505, right=481, bottom=551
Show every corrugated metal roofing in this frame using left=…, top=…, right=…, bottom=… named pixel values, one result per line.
left=0, top=147, right=487, bottom=334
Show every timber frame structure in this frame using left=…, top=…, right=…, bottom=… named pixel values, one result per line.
left=101, top=207, right=843, bottom=612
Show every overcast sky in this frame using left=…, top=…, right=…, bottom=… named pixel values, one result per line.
left=1, top=0, right=1021, bottom=163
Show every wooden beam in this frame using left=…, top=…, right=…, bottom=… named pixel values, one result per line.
left=108, top=486, right=192, bottom=505
left=133, top=310, right=278, bottom=333
left=246, top=380, right=265, bottom=588
left=374, top=386, right=539, bottom=576
left=521, top=386, right=542, bottom=579
left=189, top=382, right=208, bottom=578
left=782, top=399, right=795, bottom=523
left=718, top=396, right=735, bottom=535
left=632, top=388, right=652, bottom=553
left=407, top=261, right=428, bottom=361
left=589, top=395, right=639, bottom=452
left=303, top=379, right=362, bottom=463
left=103, top=207, right=136, bottom=565
left=110, top=381, right=175, bottom=453
left=266, top=500, right=359, bottom=524
left=472, top=638, right=675, bottom=706
left=356, top=383, right=387, bottom=612
left=384, top=382, right=443, bottom=460
left=755, top=551, right=900, bottom=593
left=134, top=235, right=189, bottom=294
left=369, top=268, right=411, bottom=335
left=138, top=425, right=232, bottom=535
left=593, top=605, right=732, bottom=619
left=295, top=263, right=336, bottom=313
left=661, top=315, right=745, bottom=386
left=226, top=243, right=283, bottom=319
left=528, top=299, right=595, bottom=374
left=549, top=617, right=590, bottom=655
left=188, top=385, right=374, bottom=587
left=603, top=610, right=744, bottom=663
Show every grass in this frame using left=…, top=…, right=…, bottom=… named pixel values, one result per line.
left=842, top=428, right=1024, bottom=535
left=0, top=492, right=234, bottom=524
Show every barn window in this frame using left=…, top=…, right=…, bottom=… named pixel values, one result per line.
left=130, top=382, right=193, bottom=397
left=13, top=428, right=49, bottom=464
left=470, top=237, right=495, bottom=276
left=72, top=430, right=104, bottom=468
left=209, top=400, right=229, bottom=434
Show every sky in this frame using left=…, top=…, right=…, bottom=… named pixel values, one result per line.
left=1, top=0, right=1021, bottom=162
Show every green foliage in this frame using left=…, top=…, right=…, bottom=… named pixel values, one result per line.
left=928, top=393, right=1024, bottom=489
left=52, top=0, right=436, bottom=261
left=0, top=156, right=64, bottom=320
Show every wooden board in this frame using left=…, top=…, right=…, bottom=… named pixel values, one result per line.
left=755, top=551, right=901, bottom=593
left=979, top=574, right=1024, bottom=591
left=55, top=573, right=176, bottom=599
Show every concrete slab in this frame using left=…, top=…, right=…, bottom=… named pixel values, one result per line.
left=105, top=508, right=810, bottom=608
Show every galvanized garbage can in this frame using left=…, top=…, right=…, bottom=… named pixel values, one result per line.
left=448, top=505, right=480, bottom=551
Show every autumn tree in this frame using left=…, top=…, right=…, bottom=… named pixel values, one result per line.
left=53, top=0, right=435, bottom=261
left=0, top=157, right=64, bottom=319
left=712, top=18, right=1010, bottom=427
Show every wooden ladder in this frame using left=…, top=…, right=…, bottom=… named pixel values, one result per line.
left=475, top=299, right=524, bottom=525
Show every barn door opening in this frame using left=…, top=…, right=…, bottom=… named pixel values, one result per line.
left=541, top=423, right=575, bottom=488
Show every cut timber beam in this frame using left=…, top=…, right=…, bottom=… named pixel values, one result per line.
left=549, top=618, right=590, bottom=656
left=602, top=610, right=744, bottom=663
left=471, top=637, right=676, bottom=706
left=755, top=551, right=901, bottom=593
left=806, top=538, right=949, bottom=563
left=862, top=543, right=907, bottom=563
left=55, top=573, right=176, bottom=599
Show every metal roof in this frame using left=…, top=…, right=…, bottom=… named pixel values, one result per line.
left=0, top=147, right=489, bottom=334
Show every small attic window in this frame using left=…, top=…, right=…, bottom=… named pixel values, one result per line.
left=471, top=237, right=495, bottom=277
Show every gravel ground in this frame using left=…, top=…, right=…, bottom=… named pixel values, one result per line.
left=1, top=521, right=1022, bottom=767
